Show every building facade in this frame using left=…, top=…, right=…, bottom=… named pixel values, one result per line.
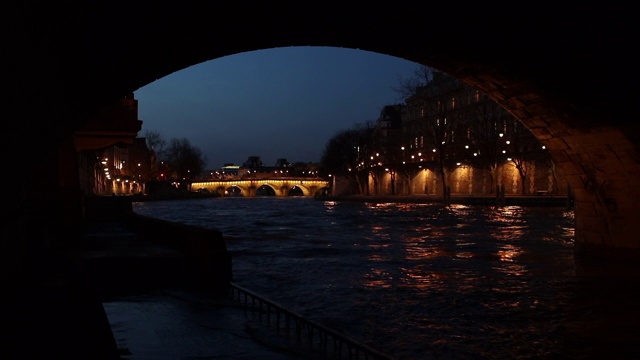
left=75, top=94, right=152, bottom=196
left=359, top=71, right=567, bottom=197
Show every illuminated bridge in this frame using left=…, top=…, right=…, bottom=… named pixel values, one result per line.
left=191, top=178, right=330, bottom=197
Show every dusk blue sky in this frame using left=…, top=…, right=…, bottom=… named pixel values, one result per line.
left=134, top=46, right=422, bottom=170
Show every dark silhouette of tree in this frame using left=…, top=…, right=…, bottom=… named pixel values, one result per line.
left=320, top=121, right=376, bottom=195
left=144, top=130, right=166, bottom=157
left=393, top=65, right=433, bottom=100
left=143, top=130, right=166, bottom=180
left=372, top=105, right=405, bottom=195
left=465, top=95, right=512, bottom=193
left=165, top=138, right=206, bottom=183
left=391, top=115, right=426, bottom=195
left=503, top=119, right=542, bottom=195
left=377, top=144, right=401, bottom=195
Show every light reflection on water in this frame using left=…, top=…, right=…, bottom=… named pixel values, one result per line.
left=133, top=197, right=640, bottom=360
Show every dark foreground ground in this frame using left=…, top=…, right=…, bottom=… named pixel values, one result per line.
left=4, top=211, right=317, bottom=360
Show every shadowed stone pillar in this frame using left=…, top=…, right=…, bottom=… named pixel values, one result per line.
left=538, top=126, right=640, bottom=257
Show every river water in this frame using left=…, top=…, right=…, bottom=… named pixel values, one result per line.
left=132, top=196, right=640, bottom=360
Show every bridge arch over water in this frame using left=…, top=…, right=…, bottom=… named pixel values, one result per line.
left=6, top=3, right=639, bottom=258
left=192, top=179, right=329, bottom=197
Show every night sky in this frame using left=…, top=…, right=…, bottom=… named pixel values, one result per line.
left=134, top=46, right=420, bottom=169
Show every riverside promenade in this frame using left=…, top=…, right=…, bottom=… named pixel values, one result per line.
left=4, top=196, right=311, bottom=360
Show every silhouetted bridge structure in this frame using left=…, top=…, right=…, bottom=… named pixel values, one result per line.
left=191, top=177, right=330, bottom=197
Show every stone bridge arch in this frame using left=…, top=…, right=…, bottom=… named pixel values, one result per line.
left=6, top=3, right=639, bottom=258
left=255, top=180, right=325, bottom=197
left=192, top=179, right=329, bottom=197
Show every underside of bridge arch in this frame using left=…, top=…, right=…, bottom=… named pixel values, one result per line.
left=5, top=3, right=640, bottom=259
left=225, top=186, right=244, bottom=197
left=292, top=185, right=312, bottom=197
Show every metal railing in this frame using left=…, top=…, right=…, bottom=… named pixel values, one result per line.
left=229, top=282, right=396, bottom=360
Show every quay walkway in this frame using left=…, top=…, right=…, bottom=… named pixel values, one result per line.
left=5, top=196, right=393, bottom=360
left=87, top=203, right=348, bottom=359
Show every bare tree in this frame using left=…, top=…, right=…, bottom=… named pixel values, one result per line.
left=406, top=71, right=467, bottom=203
left=320, top=121, right=376, bottom=195
left=465, top=95, right=512, bottom=193
left=165, top=138, right=206, bottom=183
left=143, top=130, right=166, bottom=180
left=503, top=119, right=541, bottom=195
left=144, top=130, right=166, bottom=159
left=393, top=65, right=434, bottom=99
left=395, top=67, right=474, bottom=201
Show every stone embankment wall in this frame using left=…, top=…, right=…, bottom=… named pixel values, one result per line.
left=125, top=213, right=232, bottom=293
left=84, top=195, right=232, bottom=293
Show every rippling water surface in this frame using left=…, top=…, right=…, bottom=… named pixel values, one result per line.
left=133, top=197, right=640, bottom=360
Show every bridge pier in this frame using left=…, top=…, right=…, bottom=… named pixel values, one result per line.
left=550, top=129, right=640, bottom=258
